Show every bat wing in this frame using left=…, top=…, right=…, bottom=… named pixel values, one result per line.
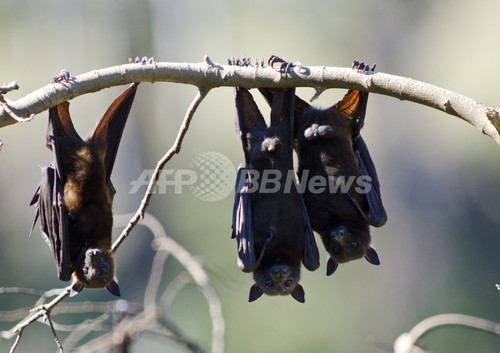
left=336, top=89, right=387, bottom=227
left=91, top=83, right=139, bottom=194
left=269, top=88, right=296, bottom=156
left=352, top=136, right=387, bottom=227
left=235, top=87, right=267, bottom=165
left=30, top=104, right=80, bottom=281
left=258, top=87, right=310, bottom=113
left=300, top=195, right=320, bottom=271
left=231, top=164, right=271, bottom=272
left=30, top=163, right=72, bottom=281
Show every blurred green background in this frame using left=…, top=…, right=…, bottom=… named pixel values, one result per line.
left=1, top=0, right=500, bottom=352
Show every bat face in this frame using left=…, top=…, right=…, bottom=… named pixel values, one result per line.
left=232, top=87, right=320, bottom=303
left=74, top=249, right=115, bottom=288
left=249, top=263, right=305, bottom=303
left=30, top=83, right=138, bottom=296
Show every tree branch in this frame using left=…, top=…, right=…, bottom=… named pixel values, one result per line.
left=1, top=56, right=498, bottom=144
left=393, top=313, right=500, bottom=353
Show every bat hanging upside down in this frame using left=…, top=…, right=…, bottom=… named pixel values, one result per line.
left=262, top=57, right=387, bottom=276
left=30, top=83, right=138, bottom=296
left=231, top=86, right=320, bottom=303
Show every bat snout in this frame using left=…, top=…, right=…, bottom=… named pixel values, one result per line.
left=270, top=264, right=289, bottom=279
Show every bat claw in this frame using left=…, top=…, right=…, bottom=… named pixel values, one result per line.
left=51, top=70, right=70, bottom=84
left=268, top=55, right=300, bottom=78
left=352, top=59, right=376, bottom=74
left=129, top=56, right=155, bottom=64
left=227, top=55, right=253, bottom=67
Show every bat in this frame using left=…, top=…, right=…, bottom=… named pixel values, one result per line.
left=30, top=83, right=138, bottom=296
left=231, top=87, right=320, bottom=303
left=260, top=58, right=387, bottom=276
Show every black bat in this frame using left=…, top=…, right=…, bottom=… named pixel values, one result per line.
left=259, top=58, right=387, bottom=276
left=30, top=83, right=138, bottom=296
left=231, top=87, right=320, bottom=303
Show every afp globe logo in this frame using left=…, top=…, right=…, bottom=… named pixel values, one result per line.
left=189, top=152, right=236, bottom=202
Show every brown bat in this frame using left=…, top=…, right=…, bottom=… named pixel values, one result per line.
left=30, top=83, right=138, bottom=296
left=231, top=87, right=319, bottom=303
left=260, top=57, right=387, bottom=276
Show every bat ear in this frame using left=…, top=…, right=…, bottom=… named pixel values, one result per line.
left=364, top=247, right=380, bottom=265
left=70, top=281, right=85, bottom=297
left=326, top=258, right=339, bottom=276
left=290, top=284, right=305, bottom=303
left=106, top=278, right=121, bottom=297
left=248, top=283, right=264, bottom=302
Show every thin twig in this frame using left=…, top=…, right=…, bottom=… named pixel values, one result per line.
left=143, top=214, right=225, bottom=353
left=144, top=249, right=169, bottom=308
left=393, top=313, right=500, bottom=353
left=113, top=213, right=225, bottom=353
left=2, top=286, right=71, bottom=352
left=161, top=272, right=192, bottom=307
left=0, top=82, right=19, bottom=94
left=111, top=87, right=210, bottom=253
left=0, top=287, right=47, bottom=297
left=9, top=333, right=21, bottom=353
left=0, top=101, right=34, bottom=123
left=61, top=312, right=111, bottom=351
left=44, top=311, right=64, bottom=353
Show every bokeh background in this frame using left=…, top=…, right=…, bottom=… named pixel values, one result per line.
left=1, top=0, right=500, bottom=352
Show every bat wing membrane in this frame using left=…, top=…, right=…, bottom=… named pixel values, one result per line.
left=337, top=90, right=387, bottom=227
left=353, top=136, right=387, bottom=226
left=30, top=164, right=72, bottom=281
left=92, top=83, right=139, bottom=195
left=231, top=164, right=270, bottom=272
left=300, top=195, right=320, bottom=271
left=29, top=105, right=76, bottom=281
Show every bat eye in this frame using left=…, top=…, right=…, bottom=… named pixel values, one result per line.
left=350, top=241, right=358, bottom=248
left=284, top=279, right=293, bottom=287
left=82, top=267, right=89, bottom=275
left=100, top=265, right=109, bottom=274
left=265, top=280, right=273, bottom=288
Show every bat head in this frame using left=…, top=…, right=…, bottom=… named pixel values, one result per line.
left=322, top=225, right=380, bottom=275
left=249, top=263, right=305, bottom=303
left=71, top=248, right=120, bottom=297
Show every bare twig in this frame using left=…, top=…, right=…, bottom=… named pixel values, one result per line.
left=73, top=307, right=206, bottom=353
left=0, top=287, right=47, bottom=297
left=0, top=82, right=19, bottom=94
left=1, top=56, right=498, bottom=145
left=0, top=101, right=34, bottom=123
left=144, top=249, right=169, bottom=308
left=111, top=87, right=210, bottom=253
left=61, top=312, right=111, bottom=351
left=393, top=313, right=500, bottom=353
left=161, top=272, right=192, bottom=307
left=114, top=213, right=225, bottom=353
left=1, top=286, right=71, bottom=352
left=44, top=311, right=64, bottom=353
